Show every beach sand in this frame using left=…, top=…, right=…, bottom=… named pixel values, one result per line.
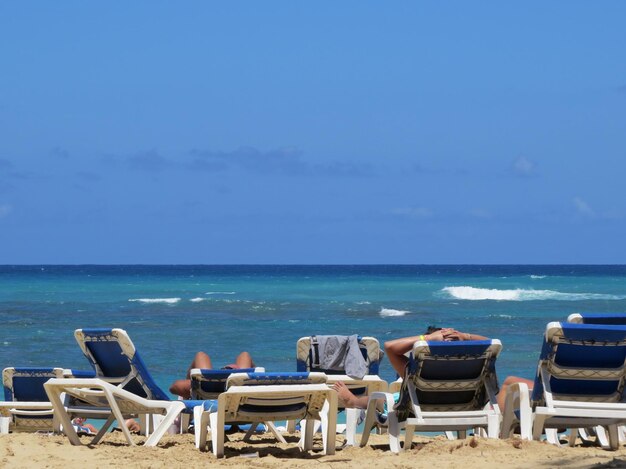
left=2, top=431, right=626, bottom=468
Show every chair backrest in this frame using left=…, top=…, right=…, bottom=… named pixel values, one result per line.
left=296, top=336, right=381, bottom=375
left=222, top=372, right=329, bottom=420
left=3, top=367, right=64, bottom=402
left=190, top=367, right=263, bottom=399
left=74, top=328, right=169, bottom=401
left=568, top=313, right=626, bottom=325
left=226, top=371, right=328, bottom=388
left=531, top=322, right=626, bottom=406
left=400, top=340, right=502, bottom=413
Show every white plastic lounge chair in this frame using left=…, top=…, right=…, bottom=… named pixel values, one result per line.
left=294, top=335, right=387, bottom=445
left=501, top=322, right=626, bottom=450
left=360, top=339, right=502, bottom=453
left=43, top=328, right=199, bottom=446
left=45, top=377, right=185, bottom=446
left=193, top=371, right=337, bottom=458
left=0, top=367, right=64, bottom=434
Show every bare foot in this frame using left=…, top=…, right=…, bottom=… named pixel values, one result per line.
left=125, top=418, right=141, bottom=433
left=332, top=381, right=361, bottom=408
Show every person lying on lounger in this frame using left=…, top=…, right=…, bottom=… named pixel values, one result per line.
left=169, top=351, right=257, bottom=399
left=332, top=326, right=532, bottom=412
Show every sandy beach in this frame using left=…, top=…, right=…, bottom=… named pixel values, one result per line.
left=3, top=431, right=626, bottom=469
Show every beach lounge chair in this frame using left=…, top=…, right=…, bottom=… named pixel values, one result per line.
left=295, top=335, right=387, bottom=445
left=43, top=328, right=197, bottom=446
left=500, top=322, right=626, bottom=450
left=1, top=367, right=64, bottom=434
left=567, top=313, right=626, bottom=447
left=568, top=313, right=626, bottom=325
left=360, top=339, right=502, bottom=453
left=193, top=371, right=337, bottom=458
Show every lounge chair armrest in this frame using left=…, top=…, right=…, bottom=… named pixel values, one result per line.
left=366, top=392, right=395, bottom=414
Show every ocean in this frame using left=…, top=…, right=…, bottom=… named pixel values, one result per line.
left=2, top=265, right=626, bottom=395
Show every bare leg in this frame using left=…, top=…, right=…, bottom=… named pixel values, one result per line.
left=170, top=351, right=212, bottom=398
left=497, top=375, right=534, bottom=411
left=332, top=381, right=370, bottom=409
left=125, top=418, right=141, bottom=433
left=234, top=351, right=255, bottom=368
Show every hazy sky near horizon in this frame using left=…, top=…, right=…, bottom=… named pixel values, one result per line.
left=1, top=2, right=625, bottom=264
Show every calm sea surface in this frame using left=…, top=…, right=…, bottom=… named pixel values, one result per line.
left=2, top=265, right=626, bottom=396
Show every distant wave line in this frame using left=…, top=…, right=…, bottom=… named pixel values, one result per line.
left=379, top=307, right=410, bottom=317
left=441, top=286, right=626, bottom=301
left=129, top=298, right=181, bottom=304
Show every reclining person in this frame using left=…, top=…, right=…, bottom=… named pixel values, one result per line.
left=332, top=327, right=531, bottom=412
left=169, top=351, right=256, bottom=399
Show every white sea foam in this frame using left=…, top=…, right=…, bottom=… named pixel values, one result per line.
left=379, top=307, right=410, bottom=317
left=205, top=291, right=236, bottom=295
left=530, top=275, right=547, bottom=279
left=190, top=297, right=205, bottom=303
left=129, top=298, right=181, bottom=304
left=442, top=286, right=626, bottom=302
left=356, top=301, right=372, bottom=305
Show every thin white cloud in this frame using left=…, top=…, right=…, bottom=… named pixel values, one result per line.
left=0, top=203, right=12, bottom=218
left=573, top=196, right=595, bottom=217
left=392, top=206, right=432, bottom=219
left=467, top=208, right=492, bottom=220
left=512, top=156, right=536, bottom=177
left=188, top=146, right=372, bottom=177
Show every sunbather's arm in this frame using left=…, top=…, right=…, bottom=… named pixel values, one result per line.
left=443, top=329, right=489, bottom=341
left=384, top=329, right=448, bottom=376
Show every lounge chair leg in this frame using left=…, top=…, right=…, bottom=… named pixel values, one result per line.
left=568, top=429, right=578, bottom=447
left=595, top=426, right=610, bottom=449
left=91, top=415, right=116, bottom=445
left=44, top=385, right=82, bottom=446
left=445, top=431, right=457, bottom=440
left=487, top=413, right=499, bottom=438
left=387, top=413, right=403, bottom=453
left=544, top=428, right=560, bottom=446
left=243, top=423, right=257, bottom=442
left=286, top=419, right=296, bottom=433
left=210, top=410, right=225, bottom=458
left=145, top=404, right=184, bottom=447
left=300, top=419, right=315, bottom=451
left=404, top=425, right=414, bottom=450
left=194, top=406, right=207, bottom=450
left=265, top=421, right=287, bottom=444
left=532, top=415, right=547, bottom=442
left=324, top=390, right=337, bottom=455
left=608, top=425, right=620, bottom=451
left=359, top=404, right=377, bottom=447
left=345, top=408, right=359, bottom=446
left=0, top=417, right=10, bottom=434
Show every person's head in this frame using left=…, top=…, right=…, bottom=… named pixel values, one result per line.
left=426, top=326, right=442, bottom=334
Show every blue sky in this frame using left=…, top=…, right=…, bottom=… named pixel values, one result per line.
left=1, top=1, right=625, bottom=264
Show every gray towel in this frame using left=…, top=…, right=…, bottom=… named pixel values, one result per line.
left=313, top=334, right=367, bottom=379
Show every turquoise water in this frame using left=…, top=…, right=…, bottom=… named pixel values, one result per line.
left=2, top=265, right=626, bottom=397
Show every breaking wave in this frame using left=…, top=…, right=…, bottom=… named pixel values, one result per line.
left=530, top=275, right=547, bottom=279
left=441, top=286, right=626, bottom=302
left=129, top=298, right=181, bottom=304
left=379, top=307, right=410, bottom=317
